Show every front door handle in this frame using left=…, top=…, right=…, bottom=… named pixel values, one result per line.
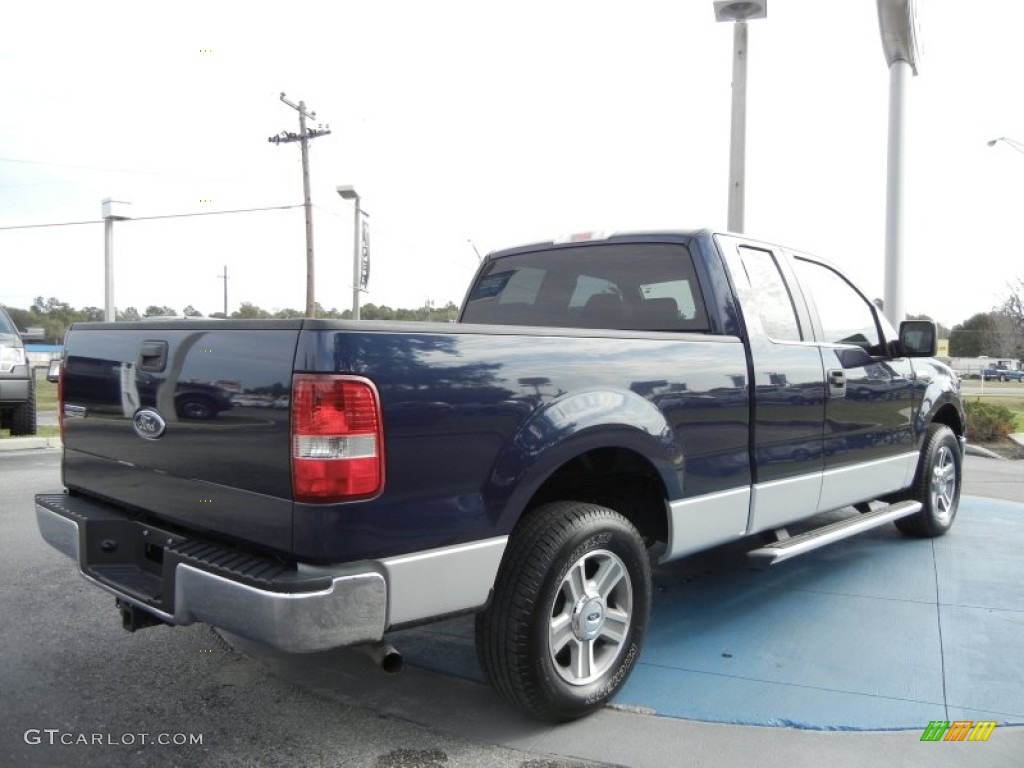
left=139, top=340, right=168, bottom=373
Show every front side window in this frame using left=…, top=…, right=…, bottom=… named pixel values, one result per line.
left=794, top=258, right=882, bottom=350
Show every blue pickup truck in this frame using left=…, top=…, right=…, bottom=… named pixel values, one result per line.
left=36, top=229, right=964, bottom=721
left=981, top=366, right=1024, bottom=382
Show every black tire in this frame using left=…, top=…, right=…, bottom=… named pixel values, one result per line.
left=475, top=501, right=651, bottom=722
left=9, top=379, right=37, bottom=436
left=176, top=395, right=215, bottom=420
left=895, top=424, right=961, bottom=538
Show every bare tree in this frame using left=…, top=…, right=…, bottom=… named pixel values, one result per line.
left=999, top=278, right=1024, bottom=359
left=990, top=312, right=1019, bottom=358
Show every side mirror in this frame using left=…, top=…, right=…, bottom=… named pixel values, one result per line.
left=898, top=320, right=937, bottom=357
left=46, top=359, right=61, bottom=384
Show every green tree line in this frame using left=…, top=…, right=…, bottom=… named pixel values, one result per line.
left=1, top=297, right=459, bottom=345
left=948, top=309, right=1024, bottom=359
left=7, top=288, right=1023, bottom=358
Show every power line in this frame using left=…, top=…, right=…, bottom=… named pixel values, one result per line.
left=0, top=204, right=303, bottom=231
left=0, top=154, right=265, bottom=184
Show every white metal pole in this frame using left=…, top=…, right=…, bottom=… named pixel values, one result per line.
left=727, top=20, right=748, bottom=233
left=104, top=217, right=115, bottom=322
left=883, top=59, right=911, bottom=327
left=352, top=196, right=362, bottom=321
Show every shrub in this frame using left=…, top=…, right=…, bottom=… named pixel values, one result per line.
left=965, top=400, right=1015, bottom=442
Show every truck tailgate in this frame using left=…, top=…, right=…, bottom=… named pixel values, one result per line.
left=61, top=322, right=301, bottom=553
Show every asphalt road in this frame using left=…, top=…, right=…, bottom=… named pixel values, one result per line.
left=3, top=448, right=1021, bottom=767
left=0, top=450, right=598, bottom=768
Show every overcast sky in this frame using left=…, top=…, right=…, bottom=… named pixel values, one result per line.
left=2, top=0, right=1022, bottom=328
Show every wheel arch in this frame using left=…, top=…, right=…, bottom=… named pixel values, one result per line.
left=487, top=389, right=683, bottom=546
left=518, top=442, right=673, bottom=545
left=930, top=402, right=964, bottom=439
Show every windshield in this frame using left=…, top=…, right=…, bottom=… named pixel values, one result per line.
left=0, top=307, right=21, bottom=338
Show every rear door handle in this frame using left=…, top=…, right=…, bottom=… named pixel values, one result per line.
left=828, top=369, right=845, bottom=397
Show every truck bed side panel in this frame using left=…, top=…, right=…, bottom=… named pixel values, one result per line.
left=292, top=324, right=750, bottom=562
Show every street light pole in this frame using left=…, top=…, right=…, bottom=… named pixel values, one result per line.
left=727, top=20, right=748, bottom=233
left=101, top=198, right=131, bottom=322
left=714, top=1, right=767, bottom=234
left=988, top=137, right=1024, bottom=155
left=877, top=0, right=920, bottom=327
left=337, top=186, right=362, bottom=320
left=217, top=265, right=229, bottom=317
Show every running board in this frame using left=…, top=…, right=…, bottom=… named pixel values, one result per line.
left=747, top=500, right=922, bottom=567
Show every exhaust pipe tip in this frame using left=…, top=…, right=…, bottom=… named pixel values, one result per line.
left=379, top=645, right=403, bottom=674
left=354, top=642, right=403, bottom=674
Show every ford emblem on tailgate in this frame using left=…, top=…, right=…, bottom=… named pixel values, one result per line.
left=133, top=409, right=167, bottom=440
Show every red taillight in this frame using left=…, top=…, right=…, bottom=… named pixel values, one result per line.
left=290, top=374, right=384, bottom=502
left=57, top=362, right=65, bottom=445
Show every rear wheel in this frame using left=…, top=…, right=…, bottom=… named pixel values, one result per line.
left=476, top=501, right=651, bottom=722
left=895, top=424, right=961, bottom=538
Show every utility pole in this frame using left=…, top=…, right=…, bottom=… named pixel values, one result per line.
left=269, top=93, right=331, bottom=317
left=217, top=265, right=229, bottom=317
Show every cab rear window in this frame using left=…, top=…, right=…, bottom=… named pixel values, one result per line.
left=462, top=243, right=709, bottom=332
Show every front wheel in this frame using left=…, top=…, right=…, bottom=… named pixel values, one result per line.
left=176, top=396, right=215, bottom=420
left=9, top=379, right=36, bottom=436
left=475, top=501, right=651, bottom=722
left=895, top=424, right=961, bottom=538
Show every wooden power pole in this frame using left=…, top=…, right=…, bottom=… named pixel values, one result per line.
left=268, top=93, right=331, bottom=317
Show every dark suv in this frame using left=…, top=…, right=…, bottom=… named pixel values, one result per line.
left=0, top=307, right=37, bottom=436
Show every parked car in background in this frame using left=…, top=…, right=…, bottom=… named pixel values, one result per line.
left=0, top=306, right=40, bottom=435
left=981, top=366, right=1024, bottom=382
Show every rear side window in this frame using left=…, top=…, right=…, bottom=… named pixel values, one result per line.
left=736, top=246, right=803, bottom=342
left=462, top=243, right=710, bottom=332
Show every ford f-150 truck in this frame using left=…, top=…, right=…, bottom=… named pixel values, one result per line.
left=36, top=230, right=964, bottom=722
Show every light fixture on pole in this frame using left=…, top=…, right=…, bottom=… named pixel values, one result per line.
left=101, top=198, right=131, bottom=323
left=877, top=0, right=920, bottom=327
left=714, top=1, right=767, bottom=234
left=988, top=137, right=1024, bottom=155
left=336, top=185, right=363, bottom=321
